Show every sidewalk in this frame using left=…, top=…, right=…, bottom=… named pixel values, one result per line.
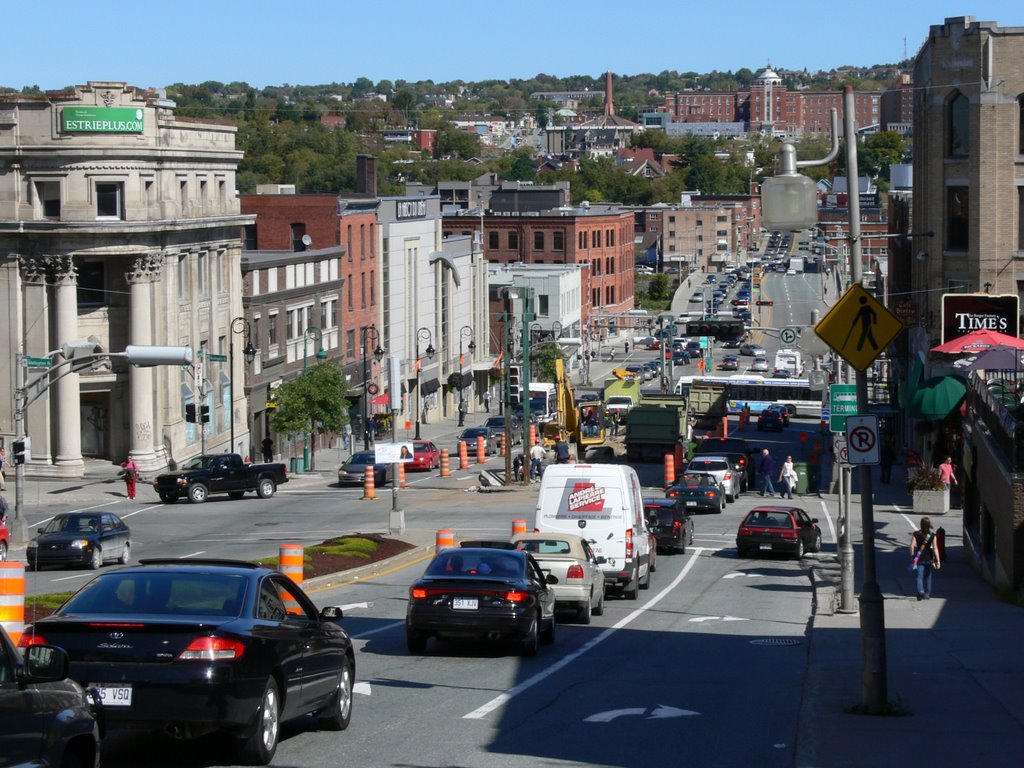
left=799, top=464, right=1024, bottom=767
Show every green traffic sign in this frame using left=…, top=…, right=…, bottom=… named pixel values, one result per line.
left=207, top=353, right=228, bottom=363
left=25, top=356, right=52, bottom=368
left=829, top=384, right=857, bottom=432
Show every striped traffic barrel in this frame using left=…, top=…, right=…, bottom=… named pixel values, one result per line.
left=362, top=465, right=377, bottom=500
left=664, top=454, right=676, bottom=488
left=439, top=449, right=451, bottom=477
left=435, top=529, right=455, bottom=552
left=279, top=544, right=304, bottom=585
left=512, top=519, right=527, bottom=535
left=398, top=461, right=407, bottom=488
left=458, top=441, right=469, bottom=470
left=0, top=562, right=26, bottom=646
left=476, top=436, right=487, bottom=464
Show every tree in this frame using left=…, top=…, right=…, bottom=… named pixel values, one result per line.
left=531, top=342, right=566, bottom=383
left=271, top=363, right=351, bottom=469
left=859, top=131, right=908, bottom=180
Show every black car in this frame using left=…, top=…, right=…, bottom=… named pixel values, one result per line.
left=26, top=512, right=131, bottom=571
left=758, top=408, right=785, bottom=432
left=665, top=471, right=727, bottom=514
left=718, top=355, right=740, bottom=371
left=736, top=506, right=822, bottom=559
left=644, top=499, right=695, bottom=555
left=406, top=547, right=557, bottom=657
left=0, top=625, right=102, bottom=768
left=19, top=559, right=355, bottom=765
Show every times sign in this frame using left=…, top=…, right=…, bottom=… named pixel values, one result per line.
left=941, top=293, right=1020, bottom=344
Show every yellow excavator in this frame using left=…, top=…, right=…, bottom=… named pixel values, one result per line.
left=541, top=358, right=607, bottom=453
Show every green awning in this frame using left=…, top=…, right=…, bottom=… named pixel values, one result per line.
left=907, top=375, right=967, bottom=419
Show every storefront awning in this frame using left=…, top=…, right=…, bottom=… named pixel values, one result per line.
left=420, top=377, right=441, bottom=396
left=907, top=375, right=967, bottom=420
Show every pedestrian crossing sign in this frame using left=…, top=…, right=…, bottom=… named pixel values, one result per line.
left=815, top=283, right=903, bottom=371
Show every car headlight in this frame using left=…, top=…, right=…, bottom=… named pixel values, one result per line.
left=70, top=539, right=90, bottom=549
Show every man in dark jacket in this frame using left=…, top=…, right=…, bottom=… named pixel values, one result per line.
left=554, top=434, right=571, bottom=464
left=758, top=448, right=776, bottom=496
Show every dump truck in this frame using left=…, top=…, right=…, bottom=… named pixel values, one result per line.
left=624, top=395, right=690, bottom=463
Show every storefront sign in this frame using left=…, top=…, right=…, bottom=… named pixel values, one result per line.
left=941, top=293, right=1019, bottom=344
left=893, top=298, right=918, bottom=327
left=62, top=107, right=144, bottom=133
left=396, top=199, right=428, bottom=219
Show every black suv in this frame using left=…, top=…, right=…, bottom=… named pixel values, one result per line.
left=693, top=437, right=756, bottom=492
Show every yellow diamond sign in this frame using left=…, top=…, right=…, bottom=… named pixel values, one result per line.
left=815, top=283, right=904, bottom=371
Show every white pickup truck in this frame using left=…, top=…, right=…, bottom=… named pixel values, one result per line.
left=511, top=533, right=607, bottom=624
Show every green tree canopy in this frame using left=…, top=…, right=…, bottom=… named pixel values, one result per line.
left=271, top=363, right=351, bottom=440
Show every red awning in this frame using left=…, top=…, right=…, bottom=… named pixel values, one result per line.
left=370, top=393, right=389, bottom=406
left=490, top=351, right=504, bottom=371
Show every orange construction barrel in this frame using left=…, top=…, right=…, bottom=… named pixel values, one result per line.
left=398, top=461, right=407, bottom=488
left=0, top=562, right=26, bottom=646
left=512, top=519, right=527, bottom=535
left=279, top=544, right=304, bottom=585
left=476, top=435, right=487, bottom=464
left=439, top=448, right=451, bottom=477
left=435, top=529, right=455, bottom=552
left=458, top=440, right=470, bottom=470
left=362, top=465, right=377, bottom=500
left=529, top=424, right=537, bottom=446
left=664, top=454, right=676, bottom=488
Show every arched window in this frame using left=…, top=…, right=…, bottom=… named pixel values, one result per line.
left=947, top=92, right=969, bottom=157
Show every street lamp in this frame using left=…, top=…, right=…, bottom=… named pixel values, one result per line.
left=361, top=325, right=384, bottom=451
left=229, top=317, right=256, bottom=458
left=415, top=327, right=435, bottom=440
left=458, top=325, right=475, bottom=426
left=301, top=325, right=327, bottom=470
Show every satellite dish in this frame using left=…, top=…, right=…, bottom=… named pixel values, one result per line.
left=301, top=234, right=313, bottom=247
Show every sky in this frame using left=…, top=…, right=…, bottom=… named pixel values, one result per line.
left=3, top=1, right=1022, bottom=91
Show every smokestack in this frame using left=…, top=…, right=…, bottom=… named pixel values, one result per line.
left=605, top=71, right=615, bottom=117
left=356, top=155, right=377, bottom=196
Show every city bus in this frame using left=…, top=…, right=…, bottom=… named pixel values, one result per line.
left=674, top=374, right=823, bottom=418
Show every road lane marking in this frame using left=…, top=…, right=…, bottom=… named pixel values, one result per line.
left=354, top=682, right=372, bottom=696
left=118, top=504, right=163, bottom=520
left=462, top=548, right=706, bottom=720
left=585, top=705, right=699, bottom=723
left=723, top=572, right=764, bottom=579
left=817, top=499, right=836, bottom=543
left=180, top=551, right=206, bottom=559
left=50, top=573, right=92, bottom=583
left=352, top=620, right=405, bottom=639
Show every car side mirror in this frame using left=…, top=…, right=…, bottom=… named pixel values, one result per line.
left=320, top=605, right=345, bottom=622
left=545, top=573, right=559, bottom=584
left=19, top=645, right=70, bottom=684
left=37, top=527, right=45, bottom=534
left=810, top=518, right=819, bottom=524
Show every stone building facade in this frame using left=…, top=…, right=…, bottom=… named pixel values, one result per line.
left=0, top=82, right=251, bottom=475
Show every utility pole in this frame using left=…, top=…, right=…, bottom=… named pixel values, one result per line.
left=520, top=290, right=535, bottom=482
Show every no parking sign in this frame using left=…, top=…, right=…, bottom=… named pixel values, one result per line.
left=844, top=415, right=879, bottom=465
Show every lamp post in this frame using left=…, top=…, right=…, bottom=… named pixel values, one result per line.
left=415, top=327, right=435, bottom=440
left=302, top=325, right=327, bottom=470
left=361, top=325, right=384, bottom=451
left=229, top=317, right=256, bottom=458
left=458, top=325, right=475, bottom=427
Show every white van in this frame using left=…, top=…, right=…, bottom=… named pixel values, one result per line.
left=533, top=464, right=652, bottom=599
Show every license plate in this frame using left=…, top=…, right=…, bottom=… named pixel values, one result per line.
left=452, top=598, right=478, bottom=610
left=91, top=684, right=133, bottom=707
left=685, top=501, right=698, bottom=507
left=759, top=543, right=772, bottom=551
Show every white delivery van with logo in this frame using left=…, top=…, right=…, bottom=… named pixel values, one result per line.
left=533, top=464, right=652, bottom=599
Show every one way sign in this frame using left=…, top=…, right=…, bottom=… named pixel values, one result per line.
left=844, top=415, right=879, bottom=465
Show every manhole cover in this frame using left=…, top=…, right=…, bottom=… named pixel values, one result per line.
left=750, top=638, right=802, bottom=647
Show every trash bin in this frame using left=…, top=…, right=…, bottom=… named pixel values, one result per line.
left=290, top=456, right=305, bottom=474
left=793, top=461, right=810, bottom=495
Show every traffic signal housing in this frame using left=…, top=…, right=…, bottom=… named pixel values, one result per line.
left=185, top=404, right=197, bottom=423
left=685, top=320, right=744, bottom=338
left=12, top=439, right=27, bottom=465
left=508, top=365, right=522, bottom=406
left=200, top=405, right=211, bottom=424
left=756, top=299, right=774, bottom=306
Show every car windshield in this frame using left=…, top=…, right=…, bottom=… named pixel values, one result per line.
left=348, top=452, right=375, bottom=464
left=461, top=428, right=485, bottom=438
left=43, top=516, right=100, bottom=534
left=689, top=460, right=728, bottom=472
left=515, top=538, right=573, bottom=555
left=181, top=456, right=217, bottom=470
left=425, top=551, right=524, bottom=578
left=61, top=572, right=249, bottom=616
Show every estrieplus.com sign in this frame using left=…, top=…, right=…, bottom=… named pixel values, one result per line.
left=62, top=107, right=144, bottom=133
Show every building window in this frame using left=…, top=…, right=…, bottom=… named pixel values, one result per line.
left=36, top=181, right=61, bottom=219
left=77, top=261, right=105, bottom=306
left=179, top=179, right=188, bottom=212
left=948, top=92, right=969, bottom=157
left=508, top=230, right=519, bottom=250
left=489, top=231, right=499, bottom=249
left=347, top=279, right=353, bottom=310
left=553, top=230, right=564, bottom=250
left=268, top=313, right=279, bottom=347
left=291, top=223, right=307, bottom=252
left=197, top=252, right=208, bottom=297
left=608, top=228, right=615, bottom=247
left=178, top=255, right=188, bottom=299
left=346, top=225, right=353, bottom=261
left=594, top=230, right=602, bottom=248
left=361, top=272, right=366, bottom=308
left=215, top=251, right=223, bottom=293
left=538, top=294, right=549, bottom=316
left=347, top=329, right=355, bottom=359
left=1018, top=186, right=1024, bottom=251
left=947, top=186, right=969, bottom=251
left=243, top=225, right=257, bottom=250
left=96, top=182, right=124, bottom=219
left=360, top=224, right=366, bottom=259
left=1019, top=97, right=1024, bottom=155
left=534, top=231, right=544, bottom=250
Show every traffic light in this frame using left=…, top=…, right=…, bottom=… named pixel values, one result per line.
left=685, top=320, right=744, bottom=338
left=200, top=405, right=211, bottom=424
left=185, top=404, right=197, bottom=423
left=756, top=299, right=774, bottom=306
left=12, top=438, right=27, bottom=465
left=509, top=365, right=522, bottom=406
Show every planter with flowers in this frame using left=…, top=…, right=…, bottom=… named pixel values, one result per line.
left=907, top=466, right=949, bottom=515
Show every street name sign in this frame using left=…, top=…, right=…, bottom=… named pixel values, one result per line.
left=25, top=357, right=52, bottom=369
left=815, top=283, right=903, bottom=370
left=207, top=353, right=228, bottom=362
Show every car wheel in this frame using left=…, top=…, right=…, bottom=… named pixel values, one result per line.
left=593, top=587, right=605, bottom=616
left=236, top=677, right=280, bottom=766
left=795, top=538, right=805, bottom=559
left=521, top=614, right=540, bottom=657
left=158, top=493, right=178, bottom=503
left=640, top=563, right=651, bottom=590
left=737, top=546, right=748, bottom=558
left=187, top=483, right=208, bottom=504
left=256, top=478, right=276, bottom=499
left=228, top=491, right=246, bottom=500
left=678, top=537, right=687, bottom=555
left=0, top=541, right=6, bottom=562
left=812, top=531, right=822, bottom=553
left=89, top=547, right=102, bottom=570
left=406, top=629, right=428, bottom=654
left=316, top=657, right=354, bottom=731
left=118, top=542, right=131, bottom=565
left=578, top=597, right=592, bottom=625
left=540, top=613, right=556, bottom=645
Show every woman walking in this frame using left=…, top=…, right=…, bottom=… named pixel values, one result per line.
left=120, top=456, right=140, bottom=500
left=909, top=516, right=941, bottom=600
left=778, top=455, right=798, bottom=499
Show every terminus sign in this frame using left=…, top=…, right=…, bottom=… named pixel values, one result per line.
left=941, top=293, right=1020, bottom=344
left=61, top=107, right=144, bottom=133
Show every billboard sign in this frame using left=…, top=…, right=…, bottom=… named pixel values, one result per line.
left=941, top=294, right=1019, bottom=344
left=62, top=107, right=144, bottom=133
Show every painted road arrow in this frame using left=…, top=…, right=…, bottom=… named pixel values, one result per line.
left=354, top=682, right=372, bottom=696
left=584, top=705, right=699, bottom=723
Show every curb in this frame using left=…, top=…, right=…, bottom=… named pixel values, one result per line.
left=301, top=543, right=436, bottom=593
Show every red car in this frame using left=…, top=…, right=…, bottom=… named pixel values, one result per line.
left=0, top=521, right=8, bottom=561
left=409, top=440, right=441, bottom=471
left=736, top=506, right=822, bottom=559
